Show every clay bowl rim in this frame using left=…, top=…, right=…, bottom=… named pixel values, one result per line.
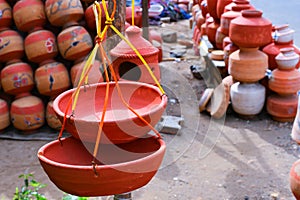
left=37, top=136, right=166, bottom=170
left=53, top=81, right=168, bottom=125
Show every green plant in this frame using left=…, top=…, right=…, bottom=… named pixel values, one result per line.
left=61, top=194, right=88, bottom=200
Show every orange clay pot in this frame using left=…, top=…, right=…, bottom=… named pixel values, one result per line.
left=206, top=0, right=219, bottom=21
left=10, top=94, right=45, bottom=131
left=38, top=135, right=165, bottom=196
left=53, top=82, right=167, bottom=143
left=206, top=21, right=220, bottom=48
left=84, top=1, right=107, bottom=32
left=228, top=47, right=268, bottom=83
left=216, top=0, right=232, bottom=19
left=267, top=94, right=297, bottom=122
left=0, top=0, right=12, bottom=31
left=46, top=100, right=61, bottom=130
left=224, top=0, right=254, bottom=12
left=0, top=30, right=24, bottom=63
left=268, top=68, right=300, bottom=95
left=290, top=159, right=300, bottom=199
left=0, top=98, right=10, bottom=131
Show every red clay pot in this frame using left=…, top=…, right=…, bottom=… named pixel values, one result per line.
left=216, top=0, right=232, bottom=19
left=0, top=30, right=24, bottom=63
left=126, top=6, right=142, bottom=28
left=13, top=0, right=46, bottom=32
left=110, top=26, right=160, bottom=85
left=200, top=0, right=208, bottom=18
left=46, top=100, right=61, bottom=130
left=84, top=2, right=106, bottom=32
left=45, top=0, right=84, bottom=27
left=34, top=61, right=70, bottom=97
left=224, top=0, right=254, bottom=12
left=38, top=135, right=166, bottom=196
left=206, top=21, right=220, bottom=48
left=290, top=159, right=300, bottom=199
left=1, top=61, right=34, bottom=96
left=229, top=10, right=272, bottom=48
left=267, top=94, right=297, bottom=122
left=10, top=94, right=45, bottom=131
left=0, top=0, right=12, bottom=31
left=215, top=27, right=226, bottom=49
left=207, top=0, right=219, bottom=21
left=0, top=98, right=10, bottom=130
left=57, top=25, right=93, bottom=61
left=53, top=82, right=167, bottom=143
left=25, top=29, right=58, bottom=64
left=223, top=41, right=239, bottom=71
left=275, top=47, right=299, bottom=70
left=268, top=68, right=300, bottom=95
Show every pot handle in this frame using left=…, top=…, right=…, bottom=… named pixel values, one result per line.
left=266, top=69, right=272, bottom=79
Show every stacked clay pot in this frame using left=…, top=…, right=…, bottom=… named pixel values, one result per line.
left=228, top=9, right=272, bottom=118
left=267, top=47, right=300, bottom=122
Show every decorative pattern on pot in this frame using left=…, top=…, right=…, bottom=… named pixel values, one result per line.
left=229, top=10, right=272, bottom=48
left=0, top=29, right=24, bottom=63
left=267, top=93, right=297, bottom=122
left=275, top=47, right=299, bottom=71
left=10, top=94, right=45, bottom=131
left=0, top=0, right=12, bottom=32
left=228, top=47, right=268, bottom=83
left=230, top=82, right=265, bottom=117
left=0, top=98, right=10, bottom=131
left=110, top=26, right=160, bottom=85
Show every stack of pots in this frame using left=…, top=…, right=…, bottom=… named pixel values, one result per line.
left=267, top=47, right=300, bottom=122
left=228, top=9, right=272, bottom=118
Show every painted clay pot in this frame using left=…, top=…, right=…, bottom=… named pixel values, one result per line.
left=229, top=10, right=272, bottom=48
left=0, top=30, right=24, bottom=63
left=268, top=68, right=300, bottom=95
left=57, top=25, right=93, bottom=61
left=290, top=159, right=300, bottom=199
left=206, top=21, right=220, bottom=48
left=230, top=82, right=265, bottom=117
left=53, top=82, right=167, bottom=143
left=0, top=0, right=12, bottom=31
left=84, top=1, right=107, bottom=32
left=220, top=4, right=251, bottom=36
left=275, top=47, right=299, bottom=70
left=13, top=0, right=46, bottom=32
left=46, top=100, right=61, bottom=130
left=25, top=29, right=58, bottom=64
left=10, top=94, right=45, bottom=131
left=0, top=98, right=10, bottom=130
left=45, top=0, right=84, bottom=27
left=273, top=24, right=295, bottom=45
left=224, top=0, right=254, bottom=12
left=206, top=0, right=219, bottom=21
left=216, top=0, right=232, bottom=19
left=267, top=94, right=297, bottom=122
left=1, top=61, right=34, bottom=96
left=70, top=59, right=104, bottom=87
left=110, top=26, right=160, bottom=85
left=38, top=135, right=165, bottom=196
left=228, top=47, right=268, bottom=83
left=34, top=61, right=70, bottom=97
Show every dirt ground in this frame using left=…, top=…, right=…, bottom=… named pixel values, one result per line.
left=0, top=20, right=299, bottom=200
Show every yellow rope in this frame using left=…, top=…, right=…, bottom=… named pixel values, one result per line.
left=131, top=0, right=135, bottom=26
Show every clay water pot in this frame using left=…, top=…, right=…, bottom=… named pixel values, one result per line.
left=268, top=68, right=300, bottom=95
left=228, top=47, right=268, bottom=83
left=229, top=10, right=272, bottom=48
left=1, top=61, right=34, bottom=96
left=53, top=82, right=167, bottom=143
left=125, top=6, right=142, bottom=28
left=0, top=0, right=12, bottom=31
left=110, top=26, right=160, bottom=85
left=206, top=21, right=220, bottom=48
left=195, top=12, right=206, bottom=30
left=275, top=47, right=299, bottom=70
left=45, top=0, right=84, bottom=27
left=46, top=100, right=61, bottom=130
left=25, top=29, right=58, bottom=64
left=10, top=94, right=45, bottom=131
left=216, top=0, right=232, bottom=19
left=0, top=30, right=24, bottom=63
left=38, top=135, right=166, bottom=196
left=57, top=25, right=93, bottom=61
left=290, top=159, right=300, bottom=199
left=215, top=27, right=226, bottom=49
left=200, top=0, right=208, bottom=18
left=224, top=42, right=239, bottom=71
left=224, top=0, right=254, bottom=12
left=206, top=0, right=219, bottom=21
left=13, top=0, right=46, bottom=32
left=273, top=24, right=295, bottom=45
left=230, top=82, right=265, bottom=117
left=70, top=59, right=104, bottom=87
left=266, top=94, right=297, bottom=122
left=0, top=98, right=10, bottom=130
left=34, top=61, right=70, bottom=97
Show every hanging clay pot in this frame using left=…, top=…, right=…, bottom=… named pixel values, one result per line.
left=45, top=0, right=84, bottom=27
left=228, top=47, right=268, bottom=83
left=216, top=0, right=232, bottom=19
left=230, top=82, right=265, bottom=118
left=53, top=82, right=167, bottom=143
left=0, top=98, right=10, bottom=131
left=0, top=30, right=24, bottom=63
left=268, top=68, right=300, bottom=96
left=10, top=94, right=45, bottom=131
left=13, top=0, right=46, bottom=32
left=224, top=0, right=254, bottom=12
left=206, top=0, right=219, bottom=21
left=57, top=25, right=93, bottom=61
left=1, top=61, right=34, bottom=96
left=34, top=61, right=70, bottom=98
left=266, top=94, right=297, bottom=122
left=38, top=135, right=165, bottom=196
left=110, top=26, right=160, bottom=85
left=290, top=159, right=300, bottom=199
left=46, top=100, right=61, bottom=130
left=25, top=29, right=58, bottom=64
left=275, top=47, right=299, bottom=70
left=0, top=0, right=12, bottom=32
left=229, top=10, right=272, bottom=48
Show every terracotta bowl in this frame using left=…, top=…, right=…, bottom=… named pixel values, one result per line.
left=38, top=136, right=166, bottom=196
left=53, top=82, right=167, bottom=143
